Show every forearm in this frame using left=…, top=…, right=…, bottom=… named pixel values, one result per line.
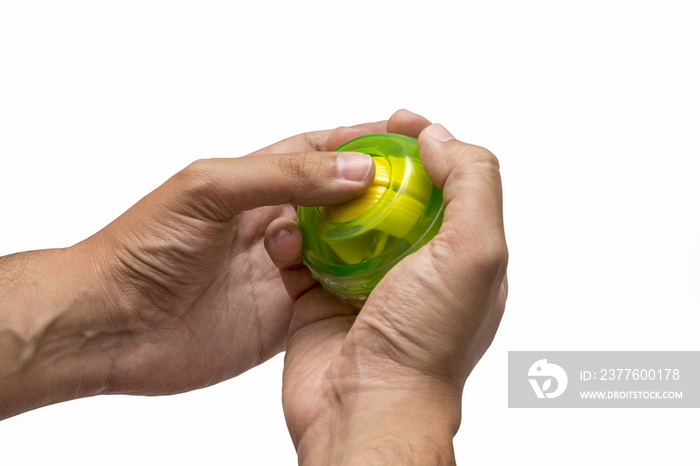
left=0, top=245, right=127, bottom=420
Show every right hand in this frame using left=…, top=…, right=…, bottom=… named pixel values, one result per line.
left=266, top=122, right=508, bottom=464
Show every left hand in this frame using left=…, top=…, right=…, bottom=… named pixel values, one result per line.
left=0, top=109, right=432, bottom=419
left=84, top=109, right=431, bottom=395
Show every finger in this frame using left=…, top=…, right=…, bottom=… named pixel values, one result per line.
left=386, top=108, right=432, bottom=137
left=264, top=217, right=304, bottom=269
left=249, top=109, right=429, bottom=157
left=249, top=120, right=388, bottom=156
left=264, top=218, right=360, bottom=334
left=325, top=120, right=390, bottom=150
left=175, top=151, right=376, bottom=219
left=325, top=109, right=431, bottom=150
left=264, top=218, right=321, bottom=301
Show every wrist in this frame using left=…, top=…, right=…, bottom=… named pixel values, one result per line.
left=0, top=245, right=130, bottom=419
left=297, top=380, right=460, bottom=466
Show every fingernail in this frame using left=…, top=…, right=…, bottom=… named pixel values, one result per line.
left=273, top=227, right=292, bottom=246
left=337, top=153, right=373, bottom=182
left=426, top=123, right=455, bottom=142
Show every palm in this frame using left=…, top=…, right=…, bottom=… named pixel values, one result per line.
left=172, top=205, right=297, bottom=385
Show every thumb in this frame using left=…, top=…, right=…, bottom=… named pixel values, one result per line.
left=172, top=151, right=375, bottom=219
left=418, top=124, right=505, bottom=242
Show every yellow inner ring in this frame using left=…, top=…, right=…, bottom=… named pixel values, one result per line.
left=320, top=156, right=390, bottom=223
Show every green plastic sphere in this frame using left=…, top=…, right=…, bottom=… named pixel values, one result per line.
left=297, top=133, right=444, bottom=307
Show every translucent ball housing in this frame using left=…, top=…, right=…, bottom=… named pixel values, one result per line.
left=297, top=133, right=444, bottom=308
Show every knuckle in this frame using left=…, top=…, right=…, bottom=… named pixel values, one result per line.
left=472, top=235, right=509, bottom=277
left=173, top=159, right=231, bottom=220
left=448, top=144, right=502, bottom=191
left=434, top=225, right=508, bottom=278
left=179, top=158, right=214, bottom=187
left=281, top=153, right=325, bottom=189
left=458, top=144, right=500, bottom=169
left=174, top=159, right=223, bottom=202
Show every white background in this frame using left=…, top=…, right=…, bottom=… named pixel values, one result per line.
left=1, top=1, right=698, bottom=464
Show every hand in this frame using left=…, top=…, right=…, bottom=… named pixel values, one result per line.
left=265, top=122, right=508, bottom=464
left=76, top=110, right=433, bottom=395
left=0, top=109, right=431, bottom=419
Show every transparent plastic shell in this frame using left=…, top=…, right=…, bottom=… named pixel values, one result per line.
left=297, top=134, right=444, bottom=308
